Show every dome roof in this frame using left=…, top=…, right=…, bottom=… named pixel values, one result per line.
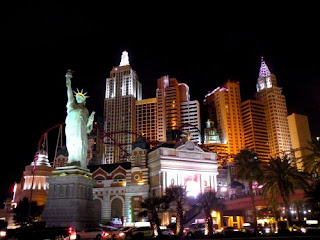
left=30, top=151, right=51, bottom=167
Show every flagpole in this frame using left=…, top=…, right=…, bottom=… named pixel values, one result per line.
left=27, top=167, right=35, bottom=224
left=27, top=151, right=38, bottom=224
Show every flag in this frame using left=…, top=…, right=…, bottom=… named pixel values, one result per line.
left=33, top=151, right=39, bottom=173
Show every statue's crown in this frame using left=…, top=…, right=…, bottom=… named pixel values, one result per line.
left=73, top=88, right=89, bottom=99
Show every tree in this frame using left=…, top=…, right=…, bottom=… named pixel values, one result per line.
left=139, top=196, right=169, bottom=237
left=234, top=149, right=264, bottom=228
left=197, top=190, right=224, bottom=235
left=267, top=198, right=281, bottom=221
left=293, top=200, right=304, bottom=226
left=304, top=180, right=320, bottom=219
left=262, top=156, right=311, bottom=226
left=13, top=197, right=43, bottom=226
left=304, top=138, right=320, bottom=177
left=165, top=185, right=187, bottom=236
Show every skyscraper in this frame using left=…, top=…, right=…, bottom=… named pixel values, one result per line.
left=104, top=51, right=142, bottom=163
left=241, top=99, right=270, bottom=164
left=288, top=113, right=312, bottom=170
left=156, top=76, right=181, bottom=142
left=136, top=98, right=159, bottom=147
left=180, top=100, right=201, bottom=144
left=156, top=76, right=201, bottom=143
left=204, top=80, right=244, bottom=156
left=255, top=57, right=292, bottom=157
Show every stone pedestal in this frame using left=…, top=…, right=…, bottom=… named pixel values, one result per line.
left=41, top=166, right=99, bottom=230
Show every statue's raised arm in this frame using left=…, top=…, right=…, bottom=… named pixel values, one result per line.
left=66, top=69, right=75, bottom=110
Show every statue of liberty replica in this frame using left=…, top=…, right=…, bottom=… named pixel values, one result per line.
left=65, top=69, right=95, bottom=168
left=42, top=70, right=100, bottom=230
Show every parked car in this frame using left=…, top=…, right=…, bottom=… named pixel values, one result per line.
left=110, top=226, right=134, bottom=239
left=76, top=227, right=111, bottom=239
left=0, top=229, right=6, bottom=240
left=241, top=222, right=255, bottom=234
left=166, top=222, right=177, bottom=234
left=0, top=220, right=7, bottom=240
left=184, top=223, right=206, bottom=238
left=301, top=223, right=320, bottom=235
left=125, top=226, right=154, bottom=239
left=161, top=228, right=175, bottom=235
left=216, top=226, right=242, bottom=237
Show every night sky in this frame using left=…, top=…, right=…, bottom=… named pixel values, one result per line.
left=1, top=3, right=319, bottom=204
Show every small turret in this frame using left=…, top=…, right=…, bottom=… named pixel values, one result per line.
left=119, top=50, right=130, bottom=66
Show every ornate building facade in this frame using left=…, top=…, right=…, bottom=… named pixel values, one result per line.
left=89, top=139, right=218, bottom=226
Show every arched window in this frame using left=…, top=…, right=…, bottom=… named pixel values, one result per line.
left=111, top=198, right=123, bottom=218
left=95, top=175, right=105, bottom=180
left=135, top=153, right=142, bottom=166
left=113, top=174, right=125, bottom=184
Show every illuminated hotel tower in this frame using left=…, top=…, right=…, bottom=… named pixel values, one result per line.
left=180, top=83, right=201, bottom=144
left=136, top=98, right=158, bottom=146
left=204, top=80, right=244, bottom=156
left=241, top=99, right=270, bottom=164
left=157, top=76, right=181, bottom=142
left=256, top=57, right=292, bottom=157
left=180, top=100, right=201, bottom=144
left=104, top=51, right=142, bottom=163
left=156, top=76, right=201, bottom=143
left=287, top=113, right=312, bottom=170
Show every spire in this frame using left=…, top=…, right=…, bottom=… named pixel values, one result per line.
left=259, top=56, right=271, bottom=77
left=119, top=50, right=130, bottom=66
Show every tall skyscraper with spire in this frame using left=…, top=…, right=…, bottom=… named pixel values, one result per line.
left=104, top=51, right=142, bottom=163
left=255, top=57, right=292, bottom=157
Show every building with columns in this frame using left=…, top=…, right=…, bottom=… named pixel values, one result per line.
left=148, top=141, right=218, bottom=198
left=13, top=151, right=53, bottom=207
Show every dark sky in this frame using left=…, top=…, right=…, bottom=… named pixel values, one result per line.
left=1, top=3, right=319, bottom=204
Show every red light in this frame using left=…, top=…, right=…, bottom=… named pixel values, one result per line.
left=68, top=227, right=73, bottom=234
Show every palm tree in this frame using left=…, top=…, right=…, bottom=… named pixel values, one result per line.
left=267, top=197, right=281, bottom=221
left=304, top=180, right=320, bottom=219
left=234, top=149, right=264, bottom=228
left=304, top=138, right=320, bottom=177
left=293, top=200, right=304, bottom=226
left=13, top=197, right=43, bottom=226
left=262, top=155, right=311, bottom=226
left=197, top=190, right=224, bottom=235
left=165, top=185, right=187, bottom=236
left=139, top=196, right=169, bottom=237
